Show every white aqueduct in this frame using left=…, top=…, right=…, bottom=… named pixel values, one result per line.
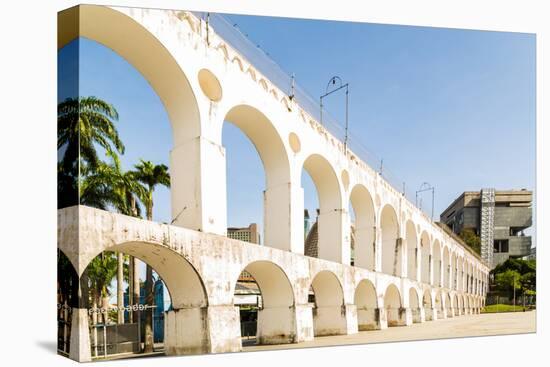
left=58, top=5, right=490, bottom=362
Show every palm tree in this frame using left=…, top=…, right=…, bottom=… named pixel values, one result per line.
left=80, top=153, right=145, bottom=216
left=80, top=153, right=146, bottom=325
left=132, top=160, right=170, bottom=221
left=58, top=96, right=124, bottom=169
left=58, top=96, right=124, bottom=208
left=132, top=159, right=170, bottom=353
left=86, top=252, right=118, bottom=325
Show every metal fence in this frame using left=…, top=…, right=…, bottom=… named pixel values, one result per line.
left=57, top=304, right=72, bottom=355
left=90, top=323, right=140, bottom=358
left=240, top=321, right=257, bottom=339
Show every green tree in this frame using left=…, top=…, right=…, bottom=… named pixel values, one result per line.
left=490, top=258, right=536, bottom=306
left=58, top=96, right=124, bottom=208
left=86, top=252, right=118, bottom=324
left=132, top=160, right=170, bottom=221
left=458, top=229, right=481, bottom=255
left=132, top=160, right=170, bottom=353
left=495, top=269, right=522, bottom=304
left=80, top=153, right=145, bottom=216
left=80, top=153, right=146, bottom=325
left=58, top=96, right=124, bottom=170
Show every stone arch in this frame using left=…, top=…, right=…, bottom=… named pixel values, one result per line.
left=80, top=241, right=208, bottom=356
left=445, top=292, right=453, bottom=318
left=458, top=294, right=464, bottom=314
left=433, top=240, right=442, bottom=287
left=452, top=294, right=458, bottom=316
left=309, top=270, right=346, bottom=336
left=301, top=154, right=344, bottom=263
left=57, top=248, right=80, bottom=310
left=58, top=6, right=201, bottom=145
left=423, top=290, right=433, bottom=321
left=58, top=5, right=211, bottom=235
left=354, top=279, right=378, bottom=330
left=215, top=42, right=230, bottom=60
left=435, top=290, right=444, bottom=317
left=443, top=246, right=451, bottom=289
left=420, top=231, right=431, bottom=284
left=222, top=104, right=292, bottom=250
left=451, top=252, right=457, bottom=290
left=232, top=260, right=296, bottom=345
left=384, top=283, right=404, bottom=327
left=409, top=287, right=421, bottom=323
left=406, top=220, right=418, bottom=280
left=349, top=184, right=376, bottom=270
left=89, top=241, right=207, bottom=309
left=231, top=55, right=245, bottom=71
left=380, top=204, right=402, bottom=276
left=467, top=262, right=473, bottom=294
left=458, top=256, right=464, bottom=291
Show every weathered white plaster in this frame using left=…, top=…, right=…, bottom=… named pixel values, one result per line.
left=57, top=5, right=490, bottom=360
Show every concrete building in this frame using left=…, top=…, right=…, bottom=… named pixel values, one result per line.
left=58, top=5, right=489, bottom=362
left=524, top=246, right=536, bottom=260
left=440, top=189, right=532, bottom=268
left=227, top=223, right=261, bottom=244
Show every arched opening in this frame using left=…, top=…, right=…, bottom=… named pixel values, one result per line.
left=433, top=240, right=442, bottom=287
left=309, top=271, right=346, bottom=336
left=458, top=257, right=464, bottom=291
left=57, top=249, right=80, bottom=355
left=384, top=284, right=404, bottom=327
left=420, top=231, right=431, bottom=284
left=349, top=185, right=376, bottom=270
left=58, top=5, right=204, bottom=232
left=409, top=288, right=421, bottom=323
left=423, top=290, right=433, bottom=321
left=223, top=105, right=291, bottom=250
left=406, top=221, right=418, bottom=280
left=458, top=295, right=464, bottom=315
left=354, top=279, right=378, bottom=330
left=452, top=294, right=458, bottom=316
left=451, top=253, right=457, bottom=290
left=380, top=205, right=402, bottom=276
left=443, top=247, right=450, bottom=289
left=467, top=263, right=472, bottom=294
left=233, top=261, right=295, bottom=346
left=301, top=155, right=344, bottom=263
left=445, top=293, right=453, bottom=318
left=435, top=291, right=444, bottom=318
left=467, top=263, right=473, bottom=294
left=79, top=242, right=208, bottom=358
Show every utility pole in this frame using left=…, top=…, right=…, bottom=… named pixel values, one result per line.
left=320, top=76, right=350, bottom=150
left=416, top=182, right=435, bottom=220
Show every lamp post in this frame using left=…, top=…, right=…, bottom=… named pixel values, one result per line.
left=320, top=76, right=350, bottom=150
left=415, top=182, right=435, bottom=221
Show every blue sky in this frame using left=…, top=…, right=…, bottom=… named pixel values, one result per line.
left=58, top=12, right=535, bottom=241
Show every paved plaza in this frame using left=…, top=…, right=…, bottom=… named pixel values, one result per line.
left=244, top=311, right=536, bottom=352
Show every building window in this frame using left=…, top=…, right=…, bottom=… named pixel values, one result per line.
left=510, top=227, right=525, bottom=236
left=493, top=239, right=509, bottom=253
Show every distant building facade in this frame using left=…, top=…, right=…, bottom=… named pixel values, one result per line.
left=523, top=246, right=536, bottom=261
left=123, top=279, right=168, bottom=342
left=227, top=223, right=261, bottom=290
left=440, top=189, right=532, bottom=268
left=227, top=223, right=260, bottom=244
